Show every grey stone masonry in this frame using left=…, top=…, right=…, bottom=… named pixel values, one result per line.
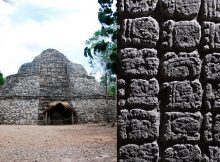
left=118, top=0, right=220, bottom=161
left=0, top=49, right=116, bottom=124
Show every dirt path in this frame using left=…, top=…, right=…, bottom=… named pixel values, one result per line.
left=0, top=124, right=117, bottom=162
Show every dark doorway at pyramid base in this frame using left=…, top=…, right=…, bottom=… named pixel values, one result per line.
left=43, top=102, right=75, bottom=125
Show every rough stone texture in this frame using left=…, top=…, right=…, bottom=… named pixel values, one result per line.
left=118, top=0, right=158, bottom=16
left=161, top=80, right=202, bottom=111
left=119, top=143, right=159, bottom=162
left=207, top=146, right=220, bottom=162
left=118, top=0, right=220, bottom=161
left=118, top=109, right=159, bottom=141
left=163, top=144, right=202, bottom=162
left=162, top=51, right=201, bottom=81
left=0, top=99, right=39, bottom=124
left=204, top=83, right=220, bottom=111
left=204, top=113, right=220, bottom=143
left=127, top=78, right=159, bottom=109
left=117, top=79, right=126, bottom=110
left=121, top=48, right=159, bottom=79
left=203, top=53, right=220, bottom=81
left=160, top=0, right=201, bottom=19
left=0, top=49, right=115, bottom=124
left=121, top=17, right=159, bottom=48
left=162, top=112, right=202, bottom=142
left=202, top=0, right=220, bottom=21
left=0, top=75, right=40, bottom=97
left=202, top=22, right=220, bottom=51
left=72, top=98, right=116, bottom=123
left=161, top=20, right=201, bottom=51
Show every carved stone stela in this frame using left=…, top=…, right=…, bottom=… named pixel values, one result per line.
left=118, top=0, right=220, bottom=161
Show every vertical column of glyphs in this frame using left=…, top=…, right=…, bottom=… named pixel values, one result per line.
left=159, top=0, right=203, bottom=161
left=202, top=0, right=220, bottom=161
left=118, top=0, right=160, bottom=161
left=118, top=0, right=220, bottom=161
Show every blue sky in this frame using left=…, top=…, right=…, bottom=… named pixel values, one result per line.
left=0, top=0, right=102, bottom=79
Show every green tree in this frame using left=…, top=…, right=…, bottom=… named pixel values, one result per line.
left=0, top=73, right=5, bottom=87
left=84, top=0, right=117, bottom=96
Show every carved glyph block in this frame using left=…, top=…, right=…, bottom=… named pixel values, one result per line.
left=160, top=0, right=201, bottom=19
left=202, top=22, right=220, bottom=51
left=204, top=113, right=220, bottom=143
left=204, top=83, right=220, bottom=111
left=119, top=0, right=158, bottom=15
left=161, top=20, right=201, bottom=51
left=119, top=143, right=159, bottom=162
left=163, top=112, right=203, bottom=142
left=118, top=109, right=159, bottom=141
left=162, top=80, right=202, bottom=111
left=127, top=78, right=159, bottom=109
left=121, top=48, right=159, bottom=78
left=121, top=17, right=159, bottom=48
left=202, top=0, right=220, bottom=21
left=162, top=51, right=201, bottom=81
left=207, top=146, right=220, bottom=162
left=163, top=144, right=202, bottom=162
left=203, top=54, right=220, bottom=81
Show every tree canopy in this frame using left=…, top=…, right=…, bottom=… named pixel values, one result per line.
left=0, top=73, right=5, bottom=87
left=84, top=0, right=117, bottom=96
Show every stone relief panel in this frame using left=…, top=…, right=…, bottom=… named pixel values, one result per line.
left=121, top=17, right=159, bottom=48
left=202, top=0, right=220, bottom=21
left=202, top=22, right=220, bottom=51
left=161, top=80, right=202, bottom=111
left=163, top=144, right=202, bottom=162
left=203, top=54, right=220, bottom=81
left=117, top=0, right=220, bottom=161
left=160, top=0, right=201, bottom=19
left=127, top=78, right=159, bottom=109
left=121, top=48, right=159, bottom=79
left=119, top=0, right=158, bottom=16
left=161, top=51, right=201, bottom=81
left=161, top=20, right=201, bottom=51
left=118, top=109, right=159, bottom=141
left=119, top=143, right=159, bottom=162
left=204, top=83, right=220, bottom=111
left=162, top=112, right=202, bottom=142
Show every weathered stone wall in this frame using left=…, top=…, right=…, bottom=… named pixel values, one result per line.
left=0, top=49, right=116, bottom=125
left=0, top=99, right=39, bottom=124
left=69, top=76, right=105, bottom=96
left=118, top=0, right=220, bottom=161
left=72, top=98, right=116, bottom=123
left=0, top=75, right=40, bottom=97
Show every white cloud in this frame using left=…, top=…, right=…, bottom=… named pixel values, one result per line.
left=0, top=0, right=101, bottom=80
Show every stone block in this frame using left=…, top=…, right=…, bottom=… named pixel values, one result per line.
left=203, top=54, right=220, bottom=81
left=121, top=17, right=159, bottom=48
left=161, top=80, right=202, bottom=111
left=204, top=83, right=220, bottom=111
left=119, top=143, right=159, bottom=162
left=163, top=144, right=202, bottom=162
left=202, top=22, right=220, bottom=51
left=118, top=109, right=159, bottom=141
left=202, top=0, right=220, bottom=21
left=161, top=20, right=201, bottom=51
left=163, top=112, right=202, bottom=142
left=127, top=78, right=159, bottom=109
left=162, top=51, right=201, bottom=81
left=121, top=48, right=159, bottom=78
left=208, top=146, right=220, bottom=162
left=204, top=113, right=220, bottom=143
left=160, top=0, right=201, bottom=19
left=117, top=79, right=126, bottom=99
left=118, top=0, right=158, bottom=16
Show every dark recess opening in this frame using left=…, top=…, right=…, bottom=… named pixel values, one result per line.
left=44, top=102, right=75, bottom=125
